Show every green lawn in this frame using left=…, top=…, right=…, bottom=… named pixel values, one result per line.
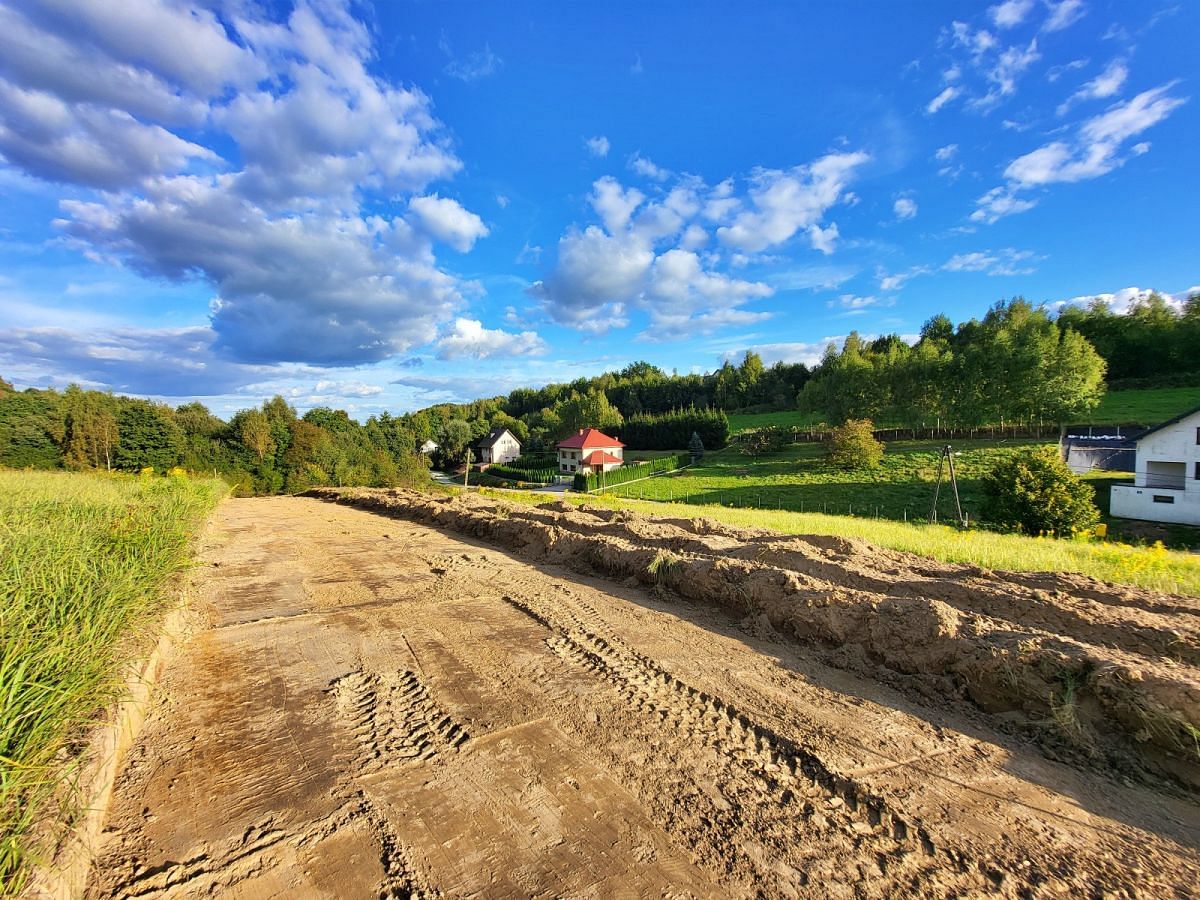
left=604, top=439, right=1049, bottom=524
left=482, top=488, right=1200, bottom=598
left=1091, top=386, right=1200, bottom=424
left=603, top=438, right=1196, bottom=549
left=726, top=409, right=827, bottom=434
left=0, top=470, right=225, bottom=894
left=726, top=386, right=1200, bottom=435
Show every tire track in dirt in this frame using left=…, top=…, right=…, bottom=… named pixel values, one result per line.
left=331, top=668, right=470, bottom=769
left=498, top=587, right=1009, bottom=896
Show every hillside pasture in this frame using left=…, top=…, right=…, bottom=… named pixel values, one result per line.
left=603, top=439, right=1048, bottom=523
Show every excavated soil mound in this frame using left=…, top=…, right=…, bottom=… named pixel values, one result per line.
left=310, top=488, right=1200, bottom=786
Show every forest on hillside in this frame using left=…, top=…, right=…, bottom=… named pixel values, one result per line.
left=1, top=293, right=1197, bottom=493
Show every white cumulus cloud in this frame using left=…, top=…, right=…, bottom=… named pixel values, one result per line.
left=972, top=83, right=1185, bottom=222
left=1057, top=58, right=1128, bottom=116
left=408, top=195, right=489, bottom=252
left=1043, top=0, right=1086, bottom=33
left=927, top=86, right=960, bottom=113
left=717, top=151, right=869, bottom=253
left=989, top=0, right=1035, bottom=28
left=435, top=318, right=548, bottom=360
left=4, top=0, right=490, bottom=371
left=629, top=153, right=670, bottom=181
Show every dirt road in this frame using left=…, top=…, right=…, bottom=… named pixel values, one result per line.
left=89, top=495, right=1200, bottom=897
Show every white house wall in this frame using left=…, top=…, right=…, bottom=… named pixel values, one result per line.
left=1109, top=410, right=1200, bottom=526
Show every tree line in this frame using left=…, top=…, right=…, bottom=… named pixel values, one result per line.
left=1057, top=291, right=1200, bottom=386
left=4, top=293, right=1196, bottom=486
left=798, top=299, right=1108, bottom=428
left=396, top=354, right=804, bottom=462
left=0, top=380, right=429, bottom=494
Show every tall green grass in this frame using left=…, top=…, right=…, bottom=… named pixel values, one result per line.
left=0, top=470, right=224, bottom=894
left=481, top=489, right=1200, bottom=598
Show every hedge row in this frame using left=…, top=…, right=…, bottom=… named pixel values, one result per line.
left=573, top=452, right=690, bottom=492
left=620, top=408, right=728, bottom=450
left=487, top=464, right=558, bottom=484
left=511, top=453, right=557, bottom=469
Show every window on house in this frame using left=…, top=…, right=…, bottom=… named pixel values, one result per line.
left=1196, top=426, right=1200, bottom=444
left=1195, top=461, right=1200, bottom=480
left=1153, top=495, right=1175, bottom=504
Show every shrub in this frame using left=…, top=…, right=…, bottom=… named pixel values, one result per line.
left=826, top=419, right=884, bottom=470
left=741, top=425, right=787, bottom=457
left=980, top=446, right=1100, bottom=536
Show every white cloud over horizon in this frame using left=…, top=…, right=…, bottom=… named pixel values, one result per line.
left=435, top=317, right=548, bottom=360
left=529, top=150, right=867, bottom=340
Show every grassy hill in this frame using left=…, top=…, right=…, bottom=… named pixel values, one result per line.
left=1091, top=386, right=1200, bottom=424
left=603, top=439, right=1043, bottom=523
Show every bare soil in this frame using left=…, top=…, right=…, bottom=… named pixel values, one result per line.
left=86, top=492, right=1200, bottom=898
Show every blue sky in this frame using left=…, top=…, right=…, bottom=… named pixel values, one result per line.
left=0, top=0, right=1196, bottom=417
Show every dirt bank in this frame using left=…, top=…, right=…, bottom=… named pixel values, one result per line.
left=313, top=488, right=1200, bottom=789
left=87, top=495, right=1200, bottom=898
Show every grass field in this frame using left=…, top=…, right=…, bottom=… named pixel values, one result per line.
left=604, top=439, right=1047, bottom=523
left=726, top=409, right=826, bottom=433
left=1091, top=386, right=1200, bottom=424
left=727, top=386, right=1200, bottom=434
left=483, top=488, right=1200, bottom=598
left=600, top=438, right=1199, bottom=550
left=0, top=470, right=224, bottom=894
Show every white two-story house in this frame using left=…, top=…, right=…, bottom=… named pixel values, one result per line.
left=474, top=428, right=522, bottom=466
left=1109, top=405, right=1200, bottom=526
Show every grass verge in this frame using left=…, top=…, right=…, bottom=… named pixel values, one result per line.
left=480, top=488, right=1200, bottom=598
left=0, top=469, right=225, bottom=894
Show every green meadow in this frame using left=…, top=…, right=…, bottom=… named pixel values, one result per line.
left=603, top=439, right=1043, bottom=523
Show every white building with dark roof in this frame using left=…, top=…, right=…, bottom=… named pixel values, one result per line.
left=1109, top=405, right=1200, bottom=525
left=474, top=428, right=522, bottom=465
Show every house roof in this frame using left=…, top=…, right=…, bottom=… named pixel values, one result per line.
left=1132, top=404, right=1200, bottom=443
left=582, top=449, right=623, bottom=466
left=475, top=427, right=520, bottom=449
left=556, top=427, right=624, bottom=449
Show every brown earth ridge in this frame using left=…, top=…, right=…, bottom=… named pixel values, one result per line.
left=84, top=492, right=1200, bottom=898
left=314, top=488, right=1200, bottom=786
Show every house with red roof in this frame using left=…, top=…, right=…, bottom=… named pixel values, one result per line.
left=556, top=428, right=625, bottom=475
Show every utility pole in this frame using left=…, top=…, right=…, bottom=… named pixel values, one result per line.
left=463, top=447, right=473, bottom=489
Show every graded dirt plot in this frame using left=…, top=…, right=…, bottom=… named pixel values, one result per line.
left=88, top=495, right=1200, bottom=898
